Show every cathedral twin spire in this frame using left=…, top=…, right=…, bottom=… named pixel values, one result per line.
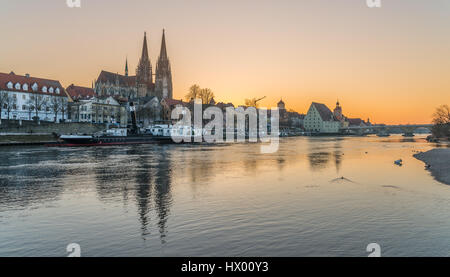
left=129, top=30, right=173, bottom=99
left=136, top=32, right=152, bottom=85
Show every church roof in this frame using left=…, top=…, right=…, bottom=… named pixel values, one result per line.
left=66, top=84, right=95, bottom=100
left=96, top=70, right=136, bottom=87
left=311, top=102, right=336, bottom=121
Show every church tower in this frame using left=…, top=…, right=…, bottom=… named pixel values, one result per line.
left=125, top=57, right=129, bottom=77
left=136, top=32, right=153, bottom=97
left=155, top=29, right=173, bottom=99
left=334, top=100, right=343, bottom=121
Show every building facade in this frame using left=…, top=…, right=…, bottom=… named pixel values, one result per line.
left=67, top=85, right=127, bottom=126
left=94, top=30, right=173, bottom=101
left=70, top=96, right=127, bottom=126
left=0, top=72, right=69, bottom=122
left=304, top=102, right=340, bottom=133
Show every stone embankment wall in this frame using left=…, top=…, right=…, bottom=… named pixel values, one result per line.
left=0, top=119, right=106, bottom=135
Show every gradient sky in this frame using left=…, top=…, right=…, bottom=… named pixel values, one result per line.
left=1, top=0, right=449, bottom=124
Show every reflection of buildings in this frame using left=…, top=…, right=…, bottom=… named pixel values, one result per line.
left=306, top=138, right=343, bottom=172
left=92, top=147, right=173, bottom=243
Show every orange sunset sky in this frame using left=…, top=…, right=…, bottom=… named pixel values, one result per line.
left=1, top=0, right=449, bottom=124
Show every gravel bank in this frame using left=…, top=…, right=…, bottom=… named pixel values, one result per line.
left=414, top=148, right=450, bottom=186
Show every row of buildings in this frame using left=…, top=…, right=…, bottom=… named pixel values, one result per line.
left=0, top=31, right=174, bottom=126
left=0, top=30, right=369, bottom=134
left=303, top=101, right=371, bottom=133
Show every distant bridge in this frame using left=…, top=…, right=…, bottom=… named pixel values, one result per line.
left=341, top=124, right=433, bottom=136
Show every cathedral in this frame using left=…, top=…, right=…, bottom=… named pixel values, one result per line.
left=95, top=30, right=173, bottom=100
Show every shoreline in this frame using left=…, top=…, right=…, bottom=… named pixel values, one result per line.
left=0, top=134, right=58, bottom=147
left=414, top=148, right=450, bottom=186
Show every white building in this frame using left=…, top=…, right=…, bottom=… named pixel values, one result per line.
left=69, top=94, right=127, bottom=127
left=304, top=102, right=341, bottom=133
left=0, top=72, right=69, bottom=122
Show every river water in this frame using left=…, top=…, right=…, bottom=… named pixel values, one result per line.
left=0, top=135, right=449, bottom=257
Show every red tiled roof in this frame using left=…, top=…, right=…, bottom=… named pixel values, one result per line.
left=163, top=98, right=187, bottom=107
left=66, top=84, right=95, bottom=100
left=348, top=118, right=365, bottom=126
left=311, top=102, right=337, bottom=121
left=0, top=71, right=65, bottom=96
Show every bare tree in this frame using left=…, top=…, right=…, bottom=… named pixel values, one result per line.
left=185, top=84, right=201, bottom=101
left=432, top=105, right=450, bottom=138
left=199, top=88, right=215, bottom=104
left=60, top=97, right=68, bottom=122
left=0, top=92, right=9, bottom=120
left=5, top=94, right=16, bottom=120
left=25, top=98, right=34, bottom=120
left=433, top=105, right=450, bottom=125
left=49, top=96, right=61, bottom=122
left=33, top=94, right=46, bottom=120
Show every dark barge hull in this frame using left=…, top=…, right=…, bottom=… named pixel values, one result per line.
left=46, top=136, right=175, bottom=147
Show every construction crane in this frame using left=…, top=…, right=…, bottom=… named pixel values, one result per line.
left=245, top=96, right=266, bottom=108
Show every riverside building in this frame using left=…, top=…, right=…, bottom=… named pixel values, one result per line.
left=0, top=71, right=69, bottom=122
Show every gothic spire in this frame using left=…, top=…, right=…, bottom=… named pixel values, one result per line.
left=141, top=32, right=149, bottom=61
left=125, top=56, right=129, bottom=76
left=159, top=29, right=168, bottom=60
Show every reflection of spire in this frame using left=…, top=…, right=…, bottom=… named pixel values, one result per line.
left=154, top=151, right=173, bottom=244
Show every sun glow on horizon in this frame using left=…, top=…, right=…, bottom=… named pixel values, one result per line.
left=0, top=0, right=449, bottom=125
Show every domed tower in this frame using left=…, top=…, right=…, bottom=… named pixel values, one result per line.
left=333, top=100, right=343, bottom=121
left=277, top=98, right=286, bottom=110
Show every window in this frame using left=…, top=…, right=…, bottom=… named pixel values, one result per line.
left=42, top=86, right=47, bottom=93
left=49, top=87, right=54, bottom=93
left=22, top=105, right=26, bottom=110
left=23, top=84, right=28, bottom=90
left=7, top=82, right=13, bottom=89
left=55, top=88, right=60, bottom=94
left=22, top=95, right=26, bottom=100
left=15, top=83, right=21, bottom=90
left=32, top=83, right=38, bottom=91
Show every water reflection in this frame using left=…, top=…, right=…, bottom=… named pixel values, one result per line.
left=0, top=148, right=67, bottom=210
left=1, top=136, right=450, bottom=257
left=91, top=146, right=173, bottom=243
left=306, top=138, right=344, bottom=173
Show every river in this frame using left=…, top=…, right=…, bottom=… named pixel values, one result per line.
left=0, top=135, right=449, bottom=257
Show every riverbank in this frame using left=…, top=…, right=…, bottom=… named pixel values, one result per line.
left=0, top=134, right=58, bottom=146
left=414, top=148, right=450, bottom=186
